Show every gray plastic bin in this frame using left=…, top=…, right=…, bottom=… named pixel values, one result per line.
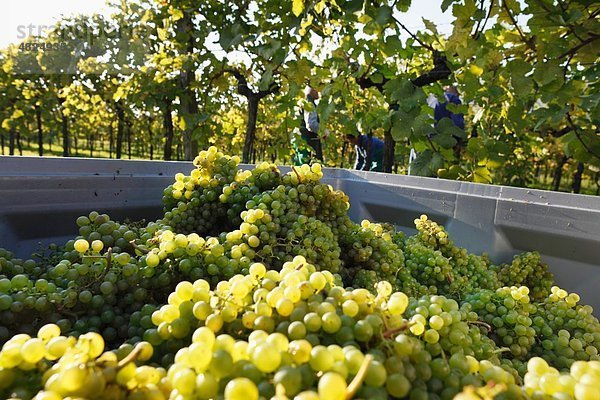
left=1, top=156, right=599, bottom=312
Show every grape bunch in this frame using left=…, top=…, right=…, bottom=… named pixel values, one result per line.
left=403, top=216, right=500, bottom=299
left=339, top=220, right=415, bottom=293
left=530, top=286, right=600, bottom=370
left=492, top=252, right=554, bottom=301
left=464, top=287, right=537, bottom=363
left=0, top=146, right=599, bottom=400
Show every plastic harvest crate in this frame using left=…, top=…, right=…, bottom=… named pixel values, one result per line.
left=1, top=156, right=599, bottom=312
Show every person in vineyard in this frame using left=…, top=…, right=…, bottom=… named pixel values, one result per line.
left=409, top=85, right=466, bottom=175
left=345, top=128, right=384, bottom=172
left=431, top=86, right=465, bottom=129
left=292, top=86, right=324, bottom=165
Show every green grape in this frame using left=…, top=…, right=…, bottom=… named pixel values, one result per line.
left=318, top=372, right=347, bottom=400
left=251, top=343, right=281, bottom=373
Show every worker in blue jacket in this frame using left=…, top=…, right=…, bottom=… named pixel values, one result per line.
left=345, top=132, right=384, bottom=172
left=432, top=86, right=464, bottom=130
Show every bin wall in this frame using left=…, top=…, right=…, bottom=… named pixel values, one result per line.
left=1, top=156, right=599, bottom=311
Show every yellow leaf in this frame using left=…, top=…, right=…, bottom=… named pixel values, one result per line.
left=178, top=117, right=186, bottom=131
left=301, top=14, right=313, bottom=30
left=11, top=109, right=24, bottom=119
left=170, top=7, right=184, bottom=21
left=113, top=87, right=125, bottom=102
left=314, top=0, right=326, bottom=14
left=292, top=0, right=304, bottom=17
left=469, top=64, right=483, bottom=76
left=472, top=167, right=492, bottom=183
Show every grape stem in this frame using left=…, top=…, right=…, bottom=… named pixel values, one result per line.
left=492, top=347, right=511, bottom=354
left=468, top=320, right=492, bottom=332
left=106, top=247, right=113, bottom=269
left=346, top=354, right=373, bottom=399
left=117, top=344, right=143, bottom=369
left=129, top=240, right=149, bottom=254
left=291, top=166, right=303, bottom=183
left=382, top=321, right=412, bottom=338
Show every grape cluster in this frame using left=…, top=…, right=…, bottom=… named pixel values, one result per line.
left=403, top=216, right=500, bottom=299
left=464, top=287, right=537, bottom=362
left=1, top=147, right=599, bottom=400
left=0, top=323, right=158, bottom=400
left=530, top=286, right=600, bottom=370
left=492, top=252, right=554, bottom=301
left=161, top=150, right=244, bottom=235
left=339, top=220, right=414, bottom=293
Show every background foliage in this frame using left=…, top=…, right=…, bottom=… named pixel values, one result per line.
left=0, top=0, right=598, bottom=194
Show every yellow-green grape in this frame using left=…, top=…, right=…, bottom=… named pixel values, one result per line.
left=376, top=281, right=392, bottom=297
left=429, top=315, right=444, bottom=330
left=175, top=281, right=194, bottom=301
left=294, top=391, right=320, bottom=400
left=248, top=236, right=260, bottom=248
left=57, top=364, right=88, bottom=392
left=146, top=253, right=160, bottom=268
left=74, top=239, right=90, bottom=253
left=387, top=292, right=409, bottom=316
left=37, top=324, right=61, bottom=342
left=21, top=338, right=46, bottom=364
left=136, top=341, right=154, bottom=362
left=46, top=336, right=74, bottom=360
left=172, top=367, right=196, bottom=395
left=318, top=372, right=347, bottom=400
left=224, top=377, right=259, bottom=400
left=196, top=373, right=219, bottom=399
left=33, top=391, right=62, bottom=400
left=249, top=263, right=266, bottom=279
left=91, top=240, right=104, bottom=253
left=386, top=373, right=411, bottom=398
left=310, top=346, right=334, bottom=372
left=80, top=332, right=104, bottom=358
left=188, top=342, right=212, bottom=372
left=251, top=343, right=281, bottom=372
left=289, top=340, right=312, bottom=364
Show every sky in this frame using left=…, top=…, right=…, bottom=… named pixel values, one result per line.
left=0, top=0, right=111, bottom=48
left=0, top=0, right=455, bottom=49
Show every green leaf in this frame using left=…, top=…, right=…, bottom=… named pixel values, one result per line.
left=441, top=0, right=455, bottom=12
left=412, top=113, right=433, bottom=138
left=507, top=59, right=531, bottom=76
left=180, top=113, right=211, bottom=131
left=507, top=60, right=533, bottom=97
left=292, top=0, right=304, bottom=17
left=394, top=0, right=411, bottom=12
left=432, top=132, right=457, bottom=149
left=533, top=61, right=562, bottom=86
left=410, top=149, right=445, bottom=177
left=453, top=0, right=477, bottom=19
left=422, top=18, right=439, bottom=35
left=382, top=36, right=403, bottom=57
left=436, top=117, right=466, bottom=139
left=258, top=69, right=273, bottom=91
left=374, top=6, right=392, bottom=26
left=219, top=24, right=243, bottom=50
left=384, top=79, right=423, bottom=106
left=370, top=73, right=384, bottom=84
